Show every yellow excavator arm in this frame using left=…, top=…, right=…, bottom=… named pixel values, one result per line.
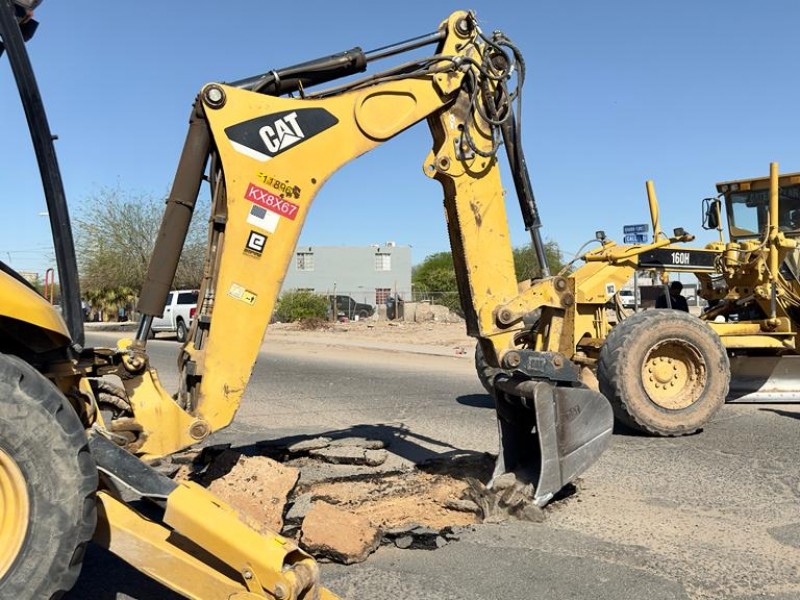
left=127, top=11, right=522, bottom=455
left=120, top=12, right=612, bottom=492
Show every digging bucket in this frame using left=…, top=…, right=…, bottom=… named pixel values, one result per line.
left=492, top=376, right=614, bottom=507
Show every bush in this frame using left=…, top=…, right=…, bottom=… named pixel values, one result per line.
left=275, top=290, right=329, bottom=322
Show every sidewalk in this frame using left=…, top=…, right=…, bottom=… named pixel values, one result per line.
left=84, top=321, right=474, bottom=360
left=84, top=321, right=137, bottom=332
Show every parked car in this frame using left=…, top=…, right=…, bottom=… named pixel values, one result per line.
left=327, top=295, right=374, bottom=321
left=150, top=289, right=198, bottom=342
left=618, top=288, right=639, bottom=309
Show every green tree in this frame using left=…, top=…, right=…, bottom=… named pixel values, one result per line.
left=412, top=240, right=570, bottom=314
left=83, top=286, right=136, bottom=322
left=74, top=187, right=208, bottom=297
left=512, top=238, right=569, bottom=280
left=411, top=252, right=461, bottom=314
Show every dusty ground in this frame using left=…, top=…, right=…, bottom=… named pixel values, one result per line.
left=266, top=320, right=475, bottom=352
left=76, top=330, right=800, bottom=599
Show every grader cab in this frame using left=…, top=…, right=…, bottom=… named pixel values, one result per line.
left=698, top=165, right=800, bottom=402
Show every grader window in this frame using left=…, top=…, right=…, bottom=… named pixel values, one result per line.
left=780, top=185, right=800, bottom=233
left=729, top=184, right=800, bottom=238
left=730, top=191, right=765, bottom=237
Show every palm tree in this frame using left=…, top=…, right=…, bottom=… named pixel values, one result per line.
left=83, top=287, right=135, bottom=322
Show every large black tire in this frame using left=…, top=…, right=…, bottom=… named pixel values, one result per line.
left=176, top=318, right=188, bottom=343
left=474, top=342, right=502, bottom=395
left=597, top=310, right=730, bottom=436
left=0, top=353, right=97, bottom=599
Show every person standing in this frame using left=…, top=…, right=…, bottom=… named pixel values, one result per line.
left=656, top=281, right=689, bottom=312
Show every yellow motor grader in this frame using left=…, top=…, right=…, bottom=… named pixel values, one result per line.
left=479, top=161, right=800, bottom=436
left=0, top=3, right=614, bottom=598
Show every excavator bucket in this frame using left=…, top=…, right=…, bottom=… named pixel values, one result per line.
left=728, top=355, right=800, bottom=402
left=492, top=377, right=614, bottom=507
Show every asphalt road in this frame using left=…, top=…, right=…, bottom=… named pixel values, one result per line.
left=68, top=332, right=800, bottom=600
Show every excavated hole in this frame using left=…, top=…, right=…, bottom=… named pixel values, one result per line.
left=168, top=439, right=565, bottom=563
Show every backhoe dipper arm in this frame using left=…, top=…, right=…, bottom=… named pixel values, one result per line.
left=125, top=11, right=612, bottom=508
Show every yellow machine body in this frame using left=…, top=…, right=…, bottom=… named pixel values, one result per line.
left=0, top=270, right=70, bottom=347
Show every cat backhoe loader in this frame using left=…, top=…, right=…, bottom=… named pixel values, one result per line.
left=0, top=3, right=614, bottom=598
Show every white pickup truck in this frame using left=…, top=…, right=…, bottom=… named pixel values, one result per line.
left=150, top=289, right=198, bottom=342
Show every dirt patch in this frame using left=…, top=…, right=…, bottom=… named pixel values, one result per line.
left=305, top=471, right=479, bottom=530
left=300, top=501, right=382, bottom=564
left=266, top=320, right=474, bottom=350
left=191, top=449, right=299, bottom=534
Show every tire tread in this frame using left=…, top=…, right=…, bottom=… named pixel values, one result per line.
left=0, top=353, right=97, bottom=599
left=597, top=310, right=729, bottom=436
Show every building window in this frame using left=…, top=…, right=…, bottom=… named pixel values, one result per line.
left=296, top=252, right=314, bottom=271
left=375, top=288, right=391, bottom=304
left=374, top=253, right=391, bottom=271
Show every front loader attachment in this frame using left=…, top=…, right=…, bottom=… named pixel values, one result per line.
left=492, top=374, right=614, bottom=507
left=89, top=434, right=337, bottom=600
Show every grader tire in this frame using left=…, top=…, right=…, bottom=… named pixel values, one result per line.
left=0, top=353, right=97, bottom=599
left=597, top=310, right=729, bottom=436
left=474, top=342, right=501, bottom=396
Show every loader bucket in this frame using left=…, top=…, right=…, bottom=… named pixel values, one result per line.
left=492, top=377, right=614, bottom=507
left=728, top=355, right=800, bottom=402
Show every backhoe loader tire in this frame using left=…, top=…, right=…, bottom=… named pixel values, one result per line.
left=597, top=310, right=729, bottom=436
left=475, top=342, right=501, bottom=396
left=0, top=353, right=97, bottom=599
left=176, top=318, right=188, bottom=343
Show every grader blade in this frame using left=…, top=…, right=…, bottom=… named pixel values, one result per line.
left=493, top=377, right=614, bottom=507
left=728, top=355, right=800, bottom=402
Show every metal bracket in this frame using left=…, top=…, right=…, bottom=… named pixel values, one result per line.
left=502, top=350, right=579, bottom=384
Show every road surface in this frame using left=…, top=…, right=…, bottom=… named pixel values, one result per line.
left=67, top=332, right=800, bottom=600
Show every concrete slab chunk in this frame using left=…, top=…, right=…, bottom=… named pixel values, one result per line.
left=206, top=453, right=299, bottom=533
left=300, top=501, right=381, bottom=564
left=328, top=437, right=386, bottom=450
left=287, top=437, right=333, bottom=454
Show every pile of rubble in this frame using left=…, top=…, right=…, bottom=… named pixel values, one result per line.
left=170, top=435, right=543, bottom=564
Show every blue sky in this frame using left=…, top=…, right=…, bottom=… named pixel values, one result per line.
left=2, top=1, right=799, bottom=276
